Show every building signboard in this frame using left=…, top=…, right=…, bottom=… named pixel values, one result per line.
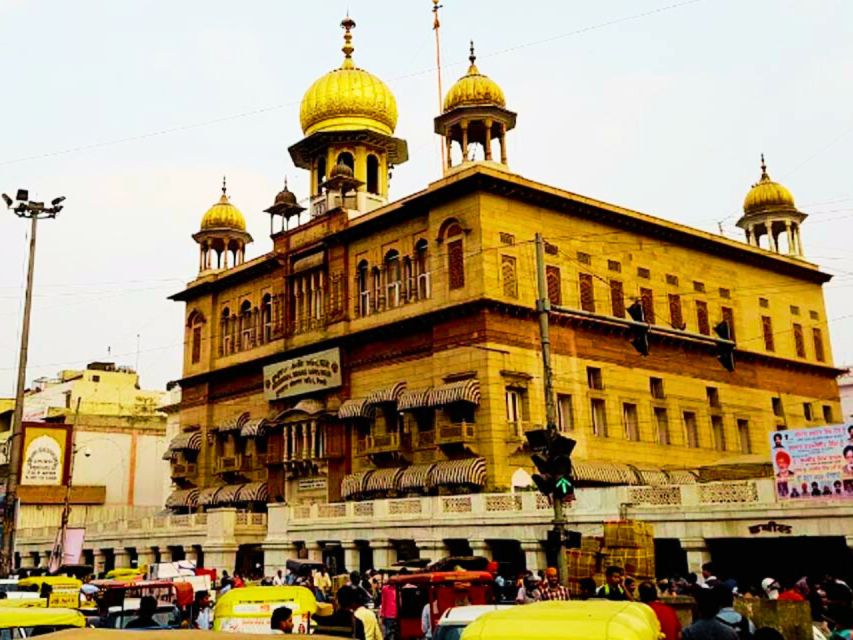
left=263, top=348, right=341, bottom=401
left=20, top=423, right=72, bottom=486
left=297, top=478, right=327, bottom=492
left=770, top=424, right=853, bottom=501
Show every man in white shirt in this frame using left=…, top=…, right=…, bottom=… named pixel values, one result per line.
left=272, top=569, right=285, bottom=586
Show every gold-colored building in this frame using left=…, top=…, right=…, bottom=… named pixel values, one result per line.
left=166, top=18, right=841, bottom=511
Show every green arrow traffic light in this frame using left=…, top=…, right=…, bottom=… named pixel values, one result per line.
left=555, top=476, right=572, bottom=496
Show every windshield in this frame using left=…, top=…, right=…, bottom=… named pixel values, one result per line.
left=109, top=607, right=179, bottom=629
left=434, top=624, right=465, bottom=640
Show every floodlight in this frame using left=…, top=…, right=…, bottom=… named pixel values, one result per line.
left=1, top=194, right=11, bottom=208
left=15, top=189, right=28, bottom=202
left=51, top=196, right=66, bottom=206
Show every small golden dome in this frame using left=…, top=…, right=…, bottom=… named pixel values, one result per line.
left=273, top=178, right=297, bottom=206
left=443, top=42, right=506, bottom=113
left=743, top=155, right=796, bottom=216
left=299, top=16, right=398, bottom=137
left=200, top=179, right=247, bottom=232
left=330, top=161, right=354, bottom=179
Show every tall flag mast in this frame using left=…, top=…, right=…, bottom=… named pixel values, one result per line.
left=433, top=0, right=446, bottom=170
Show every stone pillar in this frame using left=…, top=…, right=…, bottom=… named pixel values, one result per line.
left=185, top=547, right=199, bottom=565
left=159, top=547, right=172, bottom=564
left=416, top=539, right=447, bottom=565
left=263, top=542, right=296, bottom=577
left=471, top=540, right=491, bottom=561
left=19, top=552, right=35, bottom=569
left=768, top=223, right=779, bottom=252
left=343, top=542, right=360, bottom=574
left=372, top=541, right=395, bottom=570
left=461, top=121, right=469, bottom=161
left=114, top=549, right=131, bottom=570
left=94, top=550, right=107, bottom=576
left=42, top=551, right=52, bottom=569
left=682, top=537, right=711, bottom=576
left=520, top=541, right=543, bottom=573
left=499, top=124, right=508, bottom=165
left=445, top=135, right=453, bottom=170
left=136, top=549, right=156, bottom=570
left=794, top=225, right=803, bottom=255
left=785, top=221, right=793, bottom=254
left=484, top=119, right=493, bottom=161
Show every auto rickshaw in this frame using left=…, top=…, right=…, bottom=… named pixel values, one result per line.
left=213, top=585, right=329, bottom=634
left=0, top=606, right=86, bottom=636
left=390, top=571, right=495, bottom=640
left=460, top=600, right=662, bottom=640
left=16, top=576, right=83, bottom=608
left=104, top=568, right=145, bottom=581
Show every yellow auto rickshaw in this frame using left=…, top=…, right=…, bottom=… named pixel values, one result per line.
left=104, top=568, right=145, bottom=581
left=0, top=599, right=47, bottom=608
left=16, top=576, right=82, bottom=608
left=0, top=606, right=86, bottom=636
left=213, top=585, right=329, bottom=634
left=460, top=600, right=662, bottom=640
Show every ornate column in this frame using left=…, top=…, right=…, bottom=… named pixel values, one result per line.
left=470, top=540, right=491, bottom=560
left=768, top=223, right=779, bottom=253
left=309, top=421, right=317, bottom=459
left=744, top=228, right=752, bottom=245
left=343, top=541, right=360, bottom=574
left=794, top=225, right=803, bottom=255
left=484, top=119, right=493, bottom=161
left=371, top=540, right=395, bottom=570
left=94, top=550, right=107, bottom=575
left=287, top=425, right=294, bottom=461
left=302, top=423, right=310, bottom=460
left=499, top=124, right=508, bottom=165
left=114, top=548, right=131, bottom=570
left=682, top=537, right=711, bottom=576
left=460, top=121, right=469, bottom=161
left=785, top=221, right=793, bottom=254
left=445, top=134, right=453, bottom=170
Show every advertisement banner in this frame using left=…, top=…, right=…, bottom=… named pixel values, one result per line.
left=263, top=348, right=341, bottom=401
left=770, top=424, right=853, bottom=501
left=20, top=423, right=71, bottom=486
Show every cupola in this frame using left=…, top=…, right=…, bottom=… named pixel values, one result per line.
left=193, top=178, right=253, bottom=273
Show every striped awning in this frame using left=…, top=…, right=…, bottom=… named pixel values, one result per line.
left=241, top=418, right=269, bottom=438
left=399, top=464, right=435, bottom=492
left=366, top=382, right=407, bottom=406
left=162, top=431, right=202, bottom=459
left=364, top=467, right=404, bottom=494
left=198, top=486, right=221, bottom=506
left=165, top=488, right=199, bottom=509
left=429, top=379, right=481, bottom=407
left=275, top=398, right=327, bottom=422
left=338, top=398, right=375, bottom=420
left=429, top=457, right=487, bottom=488
left=572, top=461, right=639, bottom=486
left=217, top=412, right=250, bottom=433
left=398, top=388, right=433, bottom=412
left=341, top=470, right=374, bottom=500
left=214, top=484, right=245, bottom=505
left=236, top=482, right=269, bottom=503
left=634, top=468, right=670, bottom=486
left=666, top=469, right=699, bottom=484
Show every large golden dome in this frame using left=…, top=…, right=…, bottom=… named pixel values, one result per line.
left=299, top=17, right=398, bottom=137
left=443, top=43, right=506, bottom=113
left=200, top=181, right=246, bottom=232
left=743, top=155, right=796, bottom=216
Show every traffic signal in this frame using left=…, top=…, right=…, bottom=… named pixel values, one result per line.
left=714, top=320, right=735, bottom=372
left=626, top=301, right=650, bottom=356
left=527, top=429, right=576, bottom=501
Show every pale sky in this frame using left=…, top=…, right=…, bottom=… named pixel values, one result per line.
left=1, top=0, right=852, bottom=395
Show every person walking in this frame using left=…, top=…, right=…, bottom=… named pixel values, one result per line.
left=379, top=576, right=398, bottom=640
left=192, top=591, right=213, bottom=631
left=714, top=585, right=755, bottom=638
left=595, top=566, right=632, bottom=601
left=339, top=585, right=383, bottom=640
left=539, top=567, right=570, bottom=601
left=638, top=582, right=681, bottom=640
left=682, top=589, right=738, bottom=640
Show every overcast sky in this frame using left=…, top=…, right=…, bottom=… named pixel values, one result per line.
left=1, top=0, right=852, bottom=395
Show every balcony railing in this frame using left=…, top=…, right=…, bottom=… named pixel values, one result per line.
left=356, top=432, right=411, bottom=456
left=170, top=463, right=197, bottom=478
left=216, top=457, right=238, bottom=474
left=437, top=422, right=476, bottom=445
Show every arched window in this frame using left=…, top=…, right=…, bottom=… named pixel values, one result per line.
left=239, top=300, right=252, bottom=351
left=445, top=223, right=465, bottom=290
left=220, top=307, right=231, bottom=355
left=366, top=154, right=380, bottom=194
left=357, top=260, right=370, bottom=316
left=337, top=151, right=355, bottom=171
left=385, top=250, right=401, bottom=308
left=261, top=294, right=272, bottom=344
left=414, top=239, right=430, bottom=300
left=372, top=267, right=382, bottom=312
left=187, top=310, right=205, bottom=364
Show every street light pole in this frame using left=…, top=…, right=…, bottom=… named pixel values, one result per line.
left=1, top=190, right=64, bottom=576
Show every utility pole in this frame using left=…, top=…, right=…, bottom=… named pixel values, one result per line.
left=534, top=233, right=568, bottom=585
left=49, top=398, right=81, bottom=572
left=1, top=189, right=65, bottom=576
left=432, top=0, right=447, bottom=171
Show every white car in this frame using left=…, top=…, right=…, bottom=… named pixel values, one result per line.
left=434, top=605, right=515, bottom=640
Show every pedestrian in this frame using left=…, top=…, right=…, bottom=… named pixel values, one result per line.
left=539, top=567, right=570, bottom=601
left=702, top=562, right=720, bottom=588
left=272, top=569, right=285, bottom=586
left=682, top=588, right=738, bottom=640
left=339, top=585, right=383, bottom=640
left=233, top=573, right=245, bottom=588
left=192, top=590, right=212, bottom=630
left=379, top=576, right=398, bottom=640
left=595, top=566, right=631, bottom=601
left=315, top=565, right=332, bottom=598
left=778, top=579, right=807, bottom=602
left=638, top=581, right=680, bottom=640
left=515, top=574, right=541, bottom=604
left=714, top=584, right=755, bottom=638
left=761, top=578, right=780, bottom=600
left=270, top=606, right=294, bottom=634
left=421, top=601, right=432, bottom=640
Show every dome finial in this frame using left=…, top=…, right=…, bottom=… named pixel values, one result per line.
left=222, top=175, right=227, bottom=195
left=468, top=40, right=479, bottom=74
left=284, top=176, right=288, bottom=190
left=760, top=153, right=768, bottom=178
left=341, top=15, right=356, bottom=69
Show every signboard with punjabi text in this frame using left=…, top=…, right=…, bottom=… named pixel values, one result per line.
left=770, top=424, right=853, bottom=501
left=263, top=348, right=341, bottom=401
left=20, top=423, right=71, bottom=486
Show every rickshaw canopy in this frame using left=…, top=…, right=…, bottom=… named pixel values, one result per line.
left=460, top=601, right=662, bottom=640
left=0, top=606, right=86, bottom=629
left=17, top=576, right=82, bottom=591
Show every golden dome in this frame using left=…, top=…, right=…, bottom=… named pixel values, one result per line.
left=200, top=179, right=247, bottom=232
left=299, top=17, right=398, bottom=137
left=443, top=43, right=506, bottom=113
left=743, top=155, right=796, bottom=216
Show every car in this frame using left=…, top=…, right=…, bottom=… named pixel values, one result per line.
left=433, top=605, right=515, bottom=640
